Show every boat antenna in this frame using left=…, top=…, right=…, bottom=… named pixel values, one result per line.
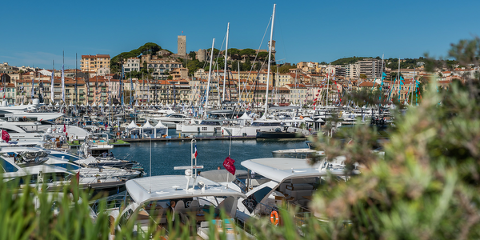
left=228, top=132, right=232, bottom=156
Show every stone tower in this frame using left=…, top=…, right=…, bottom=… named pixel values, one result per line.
left=196, top=49, right=206, bottom=62
left=177, top=35, right=186, bottom=56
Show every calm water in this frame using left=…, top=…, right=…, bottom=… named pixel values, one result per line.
left=110, top=139, right=308, bottom=176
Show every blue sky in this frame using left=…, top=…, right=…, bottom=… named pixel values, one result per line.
left=1, top=0, right=479, bottom=69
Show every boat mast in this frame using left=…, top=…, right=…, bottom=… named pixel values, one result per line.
left=396, top=58, right=401, bottom=102
left=410, top=67, right=416, bottom=105
left=326, top=64, right=330, bottom=106
left=237, top=62, right=240, bottom=102
left=223, top=22, right=230, bottom=102
left=204, top=38, right=215, bottom=118
left=264, top=4, right=276, bottom=118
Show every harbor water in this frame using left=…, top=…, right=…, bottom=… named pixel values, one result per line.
left=110, top=139, right=308, bottom=176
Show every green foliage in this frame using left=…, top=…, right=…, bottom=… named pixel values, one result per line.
left=239, top=48, right=256, bottom=58
left=386, top=58, right=419, bottom=70
left=390, top=71, right=403, bottom=80
left=330, top=56, right=368, bottom=65
left=242, top=58, right=252, bottom=71
left=278, top=64, right=295, bottom=74
left=228, top=48, right=241, bottom=60
left=301, top=37, right=480, bottom=239
left=188, top=51, right=196, bottom=60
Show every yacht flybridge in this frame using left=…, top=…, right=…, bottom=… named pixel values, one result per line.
left=107, top=139, right=250, bottom=239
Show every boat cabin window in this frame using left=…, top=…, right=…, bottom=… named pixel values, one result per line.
left=2, top=128, right=20, bottom=133
left=251, top=122, right=281, bottom=126
left=200, top=121, right=220, bottom=125
left=242, top=186, right=273, bottom=213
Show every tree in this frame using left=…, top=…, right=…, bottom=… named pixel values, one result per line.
left=257, top=52, right=269, bottom=61
left=278, top=64, right=295, bottom=74
left=359, top=73, right=367, bottom=79
left=239, top=48, right=256, bottom=60
left=228, top=48, right=240, bottom=60
left=188, top=51, right=196, bottom=60
left=242, top=58, right=252, bottom=71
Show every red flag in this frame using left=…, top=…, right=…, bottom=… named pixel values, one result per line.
left=223, top=156, right=236, bottom=175
left=2, top=130, right=10, bottom=143
left=63, top=124, right=66, bottom=133
left=194, top=144, right=198, bottom=158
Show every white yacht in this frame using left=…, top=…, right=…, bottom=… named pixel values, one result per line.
left=0, top=147, right=142, bottom=193
left=106, top=139, right=249, bottom=239
left=0, top=121, right=45, bottom=141
left=225, top=157, right=359, bottom=224
left=152, top=113, right=191, bottom=129
left=178, top=119, right=223, bottom=134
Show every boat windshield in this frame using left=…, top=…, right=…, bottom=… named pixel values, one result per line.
left=200, top=121, right=220, bottom=125
left=0, top=157, right=19, bottom=173
left=50, top=163, right=82, bottom=171
left=251, top=122, right=281, bottom=126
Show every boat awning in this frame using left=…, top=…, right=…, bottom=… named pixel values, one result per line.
left=126, top=176, right=246, bottom=204
left=200, top=169, right=248, bottom=183
left=241, top=157, right=356, bottom=183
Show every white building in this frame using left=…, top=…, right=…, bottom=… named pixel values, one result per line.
left=123, top=58, right=140, bottom=73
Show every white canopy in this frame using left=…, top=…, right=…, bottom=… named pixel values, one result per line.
left=142, top=121, right=154, bottom=129
left=55, top=103, right=60, bottom=106
left=239, top=113, right=253, bottom=120
left=105, top=103, right=110, bottom=107
left=92, top=103, right=97, bottom=107
left=126, top=120, right=139, bottom=129
left=303, top=117, right=314, bottom=121
left=154, top=121, right=167, bottom=129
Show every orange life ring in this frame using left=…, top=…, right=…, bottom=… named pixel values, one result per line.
left=270, top=210, right=279, bottom=225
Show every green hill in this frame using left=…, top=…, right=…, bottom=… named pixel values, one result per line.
left=330, top=56, right=370, bottom=65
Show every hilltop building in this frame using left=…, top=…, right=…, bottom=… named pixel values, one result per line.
left=80, top=54, right=110, bottom=73
left=177, top=35, right=186, bottom=56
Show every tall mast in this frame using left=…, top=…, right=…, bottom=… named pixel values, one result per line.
left=396, top=58, right=401, bottom=102
left=237, top=61, right=240, bottom=101
left=223, top=22, right=230, bottom=102
left=75, top=53, right=78, bottom=105
left=294, top=69, right=297, bottom=105
left=410, top=67, right=416, bottom=105
left=264, top=4, right=276, bottom=117
left=204, top=38, right=215, bottom=117
left=326, top=64, right=330, bottom=106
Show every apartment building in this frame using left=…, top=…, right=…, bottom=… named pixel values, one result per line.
left=80, top=54, right=111, bottom=73
left=358, top=58, right=385, bottom=79
left=140, top=54, right=183, bottom=80
left=123, top=58, right=140, bottom=73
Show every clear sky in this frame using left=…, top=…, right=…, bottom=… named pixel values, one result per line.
left=1, top=0, right=479, bottom=69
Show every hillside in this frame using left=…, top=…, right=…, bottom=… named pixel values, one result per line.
left=330, top=56, right=370, bottom=65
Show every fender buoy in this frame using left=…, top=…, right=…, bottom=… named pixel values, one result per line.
left=270, top=210, right=279, bottom=226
